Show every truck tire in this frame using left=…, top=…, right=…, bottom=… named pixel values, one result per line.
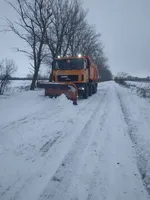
left=92, top=84, right=95, bottom=94
left=92, top=84, right=96, bottom=94
left=89, top=84, right=92, bottom=96
left=91, top=83, right=96, bottom=94
left=95, top=84, right=98, bottom=93
left=83, top=84, right=89, bottom=99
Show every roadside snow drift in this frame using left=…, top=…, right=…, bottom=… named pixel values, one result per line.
left=0, top=81, right=150, bottom=200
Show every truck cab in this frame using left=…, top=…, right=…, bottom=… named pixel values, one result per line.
left=50, top=56, right=98, bottom=98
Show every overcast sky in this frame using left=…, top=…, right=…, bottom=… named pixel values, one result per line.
left=0, top=0, right=150, bottom=77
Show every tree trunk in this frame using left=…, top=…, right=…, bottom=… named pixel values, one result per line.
left=30, top=68, right=39, bottom=90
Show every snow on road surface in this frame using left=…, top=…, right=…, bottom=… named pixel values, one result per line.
left=0, top=81, right=150, bottom=200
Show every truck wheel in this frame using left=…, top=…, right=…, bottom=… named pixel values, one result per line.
left=83, top=85, right=89, bottom=99
left=89, top=84, right=92, bottom=96
left=92, top=84, right=95, bottom=94
left=92, top=83, right=98, bottom=94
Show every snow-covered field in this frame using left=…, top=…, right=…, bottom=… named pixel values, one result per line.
left=1, top=80, right=31, bottom=97
left=0, top=81, right=150, bottom=200
left=125, top=81, right=150, bottom=100
left=125, top=81, right=150, bottom=89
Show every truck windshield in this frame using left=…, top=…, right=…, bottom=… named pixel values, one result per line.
left=53, top=58, right=84, bottom=70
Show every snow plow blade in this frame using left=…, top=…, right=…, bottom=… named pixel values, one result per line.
left=37, top=81, right=78, bottom=105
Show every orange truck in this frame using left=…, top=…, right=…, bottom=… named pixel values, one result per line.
left=37, top=55, right=99, bottom=105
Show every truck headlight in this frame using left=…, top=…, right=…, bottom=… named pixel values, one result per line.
left=78, top=87, right=85, bottom=90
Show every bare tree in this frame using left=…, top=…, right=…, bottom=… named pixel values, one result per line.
left=5, top=0, right=112, bottom=84
left=0, top=59, right=17, bottom=95
left=68, top=21, right=112, bottom=81
left=6, top=0, right=54, bottom=90
left=68, top=22, right=101, bottom=56
left=99, top=65, right=113, bottom=81
left=116, top=72, right=130, bottom=79
left=45, top=0, right=87, bottom=59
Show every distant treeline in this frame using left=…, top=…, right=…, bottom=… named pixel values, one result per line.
left=123, top=77, right=150, bottom=82
left=114, top=73, right=150, bottom=83
left=2, top=77, right=49, bottom=81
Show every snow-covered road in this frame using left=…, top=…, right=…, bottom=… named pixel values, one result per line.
left=0, top=81, right=150, bottom=200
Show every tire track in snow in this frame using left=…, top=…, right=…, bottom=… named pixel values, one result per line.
left=40, top=135, right=60, bottom=156
left=37, top=83, right=149, bottom=200
left=0, top=91, right=107, bottom=200
left=37, top=92, right=104, bottom=156
left=0, top=93, right=97, bottom=158
left=117, top=88, right=150, bottom=196
left=85, top=84, right=149, bottom=200
left=1, top=83, right=149, bottom=200
left=38, top=93, right=108, bottom=200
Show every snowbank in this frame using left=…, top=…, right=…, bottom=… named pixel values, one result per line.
left=0, top=89, right=75, bottom=127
